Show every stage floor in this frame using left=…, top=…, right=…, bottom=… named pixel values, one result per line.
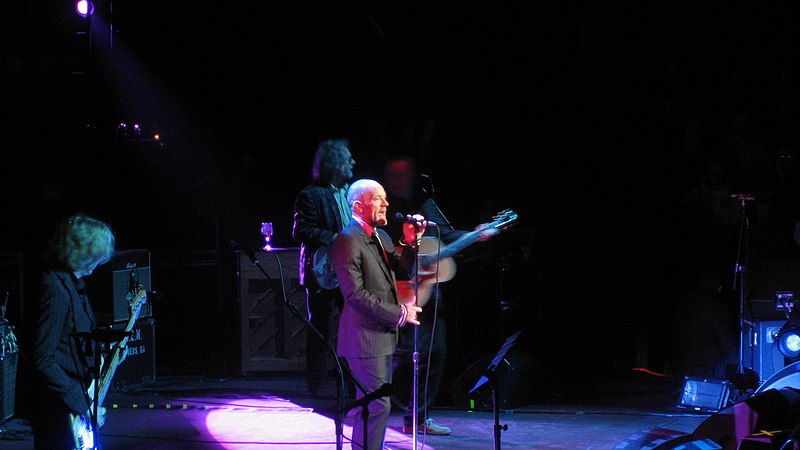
left=0, top=370, right=715, bottom=449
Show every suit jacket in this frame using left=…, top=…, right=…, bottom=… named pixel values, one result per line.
left=292, top=182, right=349, bottom=288
left=22, top=270, right=96, bottom=417
left=332, top=221, right=416, bottom=358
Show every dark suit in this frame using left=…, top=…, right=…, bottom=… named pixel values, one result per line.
left=292, top=181, right=349, bottom=392
left=332, top=221, right=416, bottom=450
left=21, top=270, right=96, bottom=450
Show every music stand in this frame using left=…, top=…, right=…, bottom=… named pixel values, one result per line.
left=468, top=330, right=521, bottom=450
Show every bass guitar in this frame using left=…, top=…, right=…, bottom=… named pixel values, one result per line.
left=72, top=286, right=148, bottom=449
left=397, top=209, right=518, bottom=307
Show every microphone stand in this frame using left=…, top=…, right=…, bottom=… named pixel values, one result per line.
left=90, top=338, right=103, bottom=450
left=731, top=195, right=753, bottom=376
left=410, top=230, right=422, bottom=449
left=236, top=247, right=368, bottom=450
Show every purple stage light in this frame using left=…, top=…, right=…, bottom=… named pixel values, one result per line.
left=75, top=0, right=94, bottom=17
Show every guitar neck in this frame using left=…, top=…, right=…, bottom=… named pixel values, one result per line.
left=417, top=209, right=517, bottom=267
left=419, top=231, right=481, bottom=266
left=95, top=289, right=146, bottom=407
left=96, top=336, right=129, bottom=407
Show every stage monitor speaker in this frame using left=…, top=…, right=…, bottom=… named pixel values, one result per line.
left=744, top=320, right=788, bottom=383
left=237, top=249, right=307, bottom=374
left=756, top=360, right=800, bottom=393
left=645, top=436, right=723, bottom=450
left=104, top=317, right=156, bottom=389
left=449, top=348, right=535, bottom=411
left=89, top=249, right=152, bottom=323
left=689, top=387, right=800, bottom=450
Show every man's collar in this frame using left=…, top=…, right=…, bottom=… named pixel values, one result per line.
left=352, top=215, right=374, bottom=236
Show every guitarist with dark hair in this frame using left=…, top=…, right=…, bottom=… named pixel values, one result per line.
left=292, top=139, right=356, bottom=399
left=382, top=156, right=506, bottom=437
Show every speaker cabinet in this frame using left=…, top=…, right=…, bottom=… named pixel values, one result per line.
left=237, top=249, right=307, bottom=374
left=449, top=348, right=535, bottom=411
left=748, top=258, right=800, bottom=312
left=0, top=352, right=17, bottom=422
left=104, top=317, right=157, bottom=389
left=744, top=320, right=788, bottom=383
left=89, top=249, right=152, bottom=323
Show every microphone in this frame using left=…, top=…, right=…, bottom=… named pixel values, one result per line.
left=730, top=193, right=755, bottom=201
left=229, top=240, right=258, bottom=263
left=394, top=212, right=437, bottom=227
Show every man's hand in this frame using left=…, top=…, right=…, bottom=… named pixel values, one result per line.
left=405, top=305, right=423, bottom=326
left=85, top=406, right=107, bottom=427
left=402, top=215, right=427, bottom=245
left=475, top=224, right=500, bottom=242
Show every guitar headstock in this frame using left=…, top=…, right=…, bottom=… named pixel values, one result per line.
left=490, top=209, right=518, bottom=230
left=127, top=285, right=148, bottom=318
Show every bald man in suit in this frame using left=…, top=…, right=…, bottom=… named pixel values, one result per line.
left=332, top=179, right=424, bottom=450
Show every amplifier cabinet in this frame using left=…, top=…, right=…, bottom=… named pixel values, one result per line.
left=105, top=317, right=157, bottom=389
left=0, top=353, right=17, bottom=422
left=89, top=249, right=153, bottom=323
left=237, top=249, right=307, bottom=374
left=745, top=319, right=788, bottom=384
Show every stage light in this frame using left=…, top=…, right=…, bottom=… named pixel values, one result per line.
left=76, top=0, right=94, bottom=17
left=778, top=327, right=800, bottom=359
left=777, top=312, right=800, bottom=360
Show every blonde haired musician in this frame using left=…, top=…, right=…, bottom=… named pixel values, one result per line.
left=20, top=214, right=115, bottom=449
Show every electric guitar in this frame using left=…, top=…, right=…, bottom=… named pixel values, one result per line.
left=71, top=286, right=148, bottom=449
left=312, top=245, right=339, bottom=290
left=396, top=209, right=518, bottom=307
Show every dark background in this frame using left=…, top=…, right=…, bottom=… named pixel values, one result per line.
left=3, top=1, right=800, bottom=398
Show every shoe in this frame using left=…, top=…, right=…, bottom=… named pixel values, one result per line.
left=310, top=386, right=337, bottom=399
left=402, top=418, right=451, bottom=436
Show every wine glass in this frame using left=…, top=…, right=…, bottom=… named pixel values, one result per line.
left=260, top=222, right=273, bottom=251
